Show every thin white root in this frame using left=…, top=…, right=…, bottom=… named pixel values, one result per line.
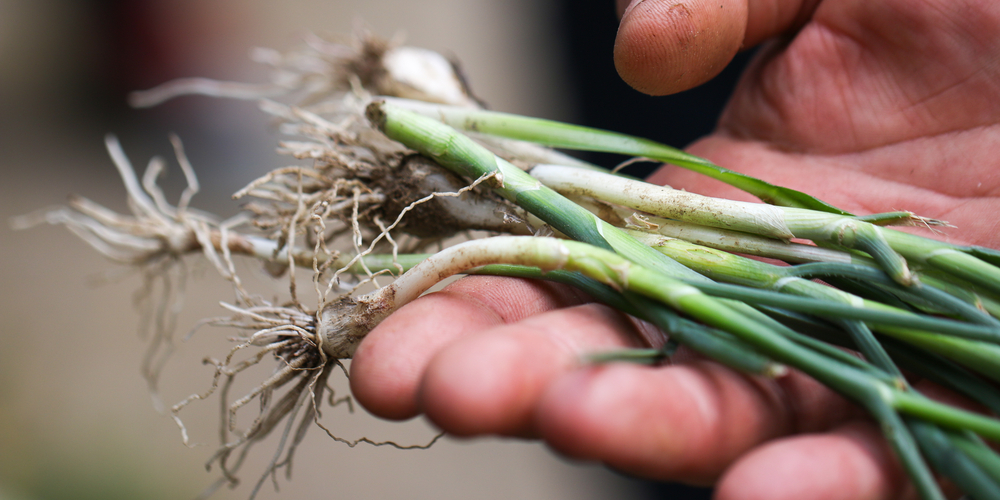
left=129, top=78, right=285, bottom=108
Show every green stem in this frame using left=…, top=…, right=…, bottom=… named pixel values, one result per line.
left=879, top=338, right=1000, bottom=416
left=583, top=348, right=667, bottom=365
left=893, top=391, right=1000, bottom=442
left=945, top=431, right=1000, bottom=488
left=785, top=263, right=999, bottom=326
left=884, top=230, right=1000, bottom=296
left=366, top=100, right=699, bottom=280
left=382, top=98, right=849, bottom=214
left=533, top=163, right=913, bottom=284
left=868, top=407, right=946, bottom=500
left=906, top=420, right=1000, bottom=500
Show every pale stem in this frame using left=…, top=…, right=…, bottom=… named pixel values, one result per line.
left=316, top=236, right=572, bottom=358
left=572, top=197, right=857, bottom=264
left=530, top=164, right=795, bottom=239
left=529, top=164, right=914, bottom=285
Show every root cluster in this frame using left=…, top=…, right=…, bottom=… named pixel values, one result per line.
left=17, top=30, right=525, bottom=498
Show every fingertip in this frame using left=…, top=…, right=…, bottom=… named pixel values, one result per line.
left=350, top=290, right=504, bottom=420
left=715, top=422, right=908, bottom=500
left=349, top=334, right=422, bottom=421
left=614, top=0, right=748, bottom=95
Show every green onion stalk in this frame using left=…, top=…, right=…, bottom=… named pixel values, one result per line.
left=362, top=99, right=1000, bottom=499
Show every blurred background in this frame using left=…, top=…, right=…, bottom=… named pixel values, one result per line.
left=0, top=1, right=750, bottom=498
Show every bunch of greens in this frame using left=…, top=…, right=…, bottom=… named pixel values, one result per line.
left=18, top=33, right=1000, bottom=499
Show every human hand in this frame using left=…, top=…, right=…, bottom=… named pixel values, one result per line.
left=351, top=1, right=1000, bottom=499
left=625, top=0, right=1000, bottom=249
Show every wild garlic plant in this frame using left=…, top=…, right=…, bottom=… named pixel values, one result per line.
left=16, top=32, right=1000, bottom=500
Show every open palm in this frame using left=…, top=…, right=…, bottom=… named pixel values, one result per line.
left=639, top=0, right=1000, bottom=248
left=351, top=1, right=1000, bottom=498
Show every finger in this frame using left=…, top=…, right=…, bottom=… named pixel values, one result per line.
left=614, top=0, right=818, bottom=95
left=419, top=303, right=649, bottom=437
left=715, top=421, right=914, bottom=500
left=534, top=360, right=864, bottom=484
left=350, top=275, right=589, bottom=420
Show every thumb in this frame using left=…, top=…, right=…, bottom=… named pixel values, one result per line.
left=614, top=0, right=817, bottom=95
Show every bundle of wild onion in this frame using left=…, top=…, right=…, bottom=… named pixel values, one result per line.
left=17, top=33, right=1000, bottom=500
